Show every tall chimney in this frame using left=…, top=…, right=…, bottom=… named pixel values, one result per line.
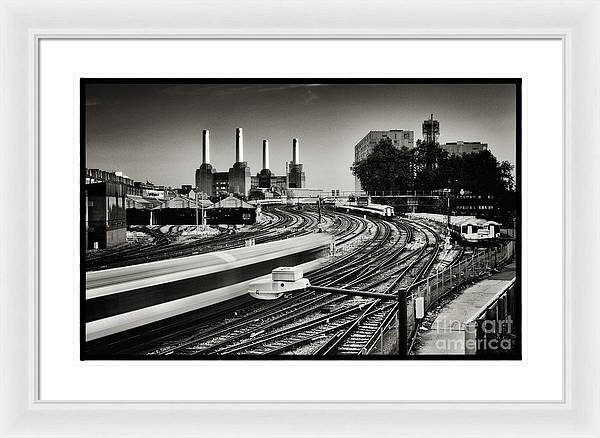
left=202, top=129, right=210, bottom=164
left=292, top=138, right=299, bottom=164
left=262, top=139, right=269, bottom=170
left=236, top=127, right=244, bottom=163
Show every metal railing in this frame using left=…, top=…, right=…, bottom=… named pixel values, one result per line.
left=464, top=278, right=517, bottom=356
left=325, top=190, right=447, bottom=198
left=364, top=241, right=515, bottom=355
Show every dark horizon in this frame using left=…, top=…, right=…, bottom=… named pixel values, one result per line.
left=84, top=80, right=518, bottom=190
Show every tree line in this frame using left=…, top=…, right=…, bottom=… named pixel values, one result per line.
left=351, top=138, right=516, bottom=214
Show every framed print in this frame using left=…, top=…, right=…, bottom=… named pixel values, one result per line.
left=80, top=77, right=521, bottom=361
left=0, top=1, right=598, bottom=437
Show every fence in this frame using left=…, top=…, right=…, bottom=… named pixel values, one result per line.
left=323, top=190, right=448, bottom=198
left=500, top=227, right=516, bottom=238
left=363, top=240, right=515, bottom=355
left=464, top=278, right=517, bottom=356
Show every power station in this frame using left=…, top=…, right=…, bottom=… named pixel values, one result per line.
left=287, top=138, right=305, bottom=188
left=195, top=128, right=306, bottom=198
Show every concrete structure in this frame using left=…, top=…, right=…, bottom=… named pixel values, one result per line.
left=287, top=138, right=306, bottom=189
left=271, top=175, right=288, bottom=190
left=292, top=137, right=300, bottom=164
left=194, top=128, right=252, bottom=197
left=235, top=127, right=244, bottom=162
left=257, top=139, right=272, bottom=188
left=253, top=138, right=288, bottom=192
left=86, top=181, right=128, bottom=249
left=86, top=168, right=140, bottom=193
left=228, top=128, right=251, bottom=196
left=354, top=130, right=415, bottom=162
left=202, top=129, right=210, bottom=164
left=195, top=129, right=216, bottom=196
left=262, top=139, right=269, bottom=170
left=213, top=172, right=230, bottom=194
left=85, top=169, right=144, bottom=249
left=441, top=141, right=489, bottom=155
left=194, top=129, right=310, bottom=197
left=353, top=129, right=415, bottom=191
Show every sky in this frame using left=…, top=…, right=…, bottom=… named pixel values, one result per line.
left=85, top=82, right=517, bottom=191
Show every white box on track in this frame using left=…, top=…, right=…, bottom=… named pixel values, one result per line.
left=272, top=267, right=304, bottom=282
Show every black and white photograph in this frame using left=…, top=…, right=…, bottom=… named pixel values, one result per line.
left=82, top=79, right=520, bottom=359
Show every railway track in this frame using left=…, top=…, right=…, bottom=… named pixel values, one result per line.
left=85, top=207, right=375, bottom=356
left=86, top=207, right=320, bottom=271
left=201, top=219, right=443, bottom=356
left=136, top=216, right=441, bottom=357
left=87, top=209, right=457, bottom=357
left=309, top=219, right=443, bottom=356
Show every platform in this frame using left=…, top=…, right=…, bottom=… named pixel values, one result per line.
left=414, top=262, right=516, bottom=355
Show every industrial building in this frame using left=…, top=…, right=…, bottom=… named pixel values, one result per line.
left=441, top=141, right=489, bottom=155
left=86, top=169, right=204, bottom=247
left=354, top=129, right=415, bottom=192
left=86, top=181, right=128, bottom=249
left=205, top=195, right=257, bottom=225
left=86, top=126, right=312, bottom=249
left=286, top=138, right=306, bottom=188
left=86, top=169, right=143, bottom=249
left=86, top=168, right=141, bottom=195
left=354, top=130, right=415, bottom=162
left=195, top=128, right=306, bottom=197
left=125, top=195, right=163, bottom=225
left=195, top=128, right=252, bottom=197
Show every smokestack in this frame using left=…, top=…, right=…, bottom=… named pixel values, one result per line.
left=292, top=138, right=299, bottom=164
left=236, top=127, right=244, bottom=163
left=202, top=129, right=210, bottom=164
left=262, top=139, right=269, bottom=170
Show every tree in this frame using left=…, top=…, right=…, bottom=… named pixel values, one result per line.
left=449, top=149, right=514, bottom=196
left=352, top=137, right=516, bottom=219
left=412, top=139, right=450, bottom=190
left=351, top=138, right=413, bottom=193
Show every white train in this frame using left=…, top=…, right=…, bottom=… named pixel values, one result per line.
left=408, top=213, right=501, bottom=244
left=336, top=196, right=394, bottom=219
left=85, top=234, right=332, bottom=341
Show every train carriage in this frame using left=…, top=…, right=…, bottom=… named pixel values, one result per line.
left=408, top=213, right=501, bottom=244
left=85, top=234, right=332, bottom=341
left=336, top=198, right=395, bottom=219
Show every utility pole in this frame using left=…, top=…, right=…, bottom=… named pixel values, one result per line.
left=201, top=193, right=205, bottom=230
left=398, top=288, right=408, bottom=357
left=317, top=197, right=322, bottom=224
left=195, top=190, right=199, bottom=234
left=447, top=192, right=451, bottom=233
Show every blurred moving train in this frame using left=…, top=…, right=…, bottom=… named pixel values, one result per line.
left=85, top=234, right=332, bottom=341
left=336, top=195, right=395, bottom=219
left=408, top=213, right=501, bottom=244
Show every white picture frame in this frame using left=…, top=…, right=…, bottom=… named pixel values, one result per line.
left=0, top=0, right=596, bottom=436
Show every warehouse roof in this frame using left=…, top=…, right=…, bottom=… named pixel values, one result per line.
left=207, top=195, right=255, bottom=209
left=157, top=195, right=212, bottom=209
left=125, top=195, right=164, bottom=209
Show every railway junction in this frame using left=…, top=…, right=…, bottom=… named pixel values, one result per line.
left=84, top=201, right=516, bottom=358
